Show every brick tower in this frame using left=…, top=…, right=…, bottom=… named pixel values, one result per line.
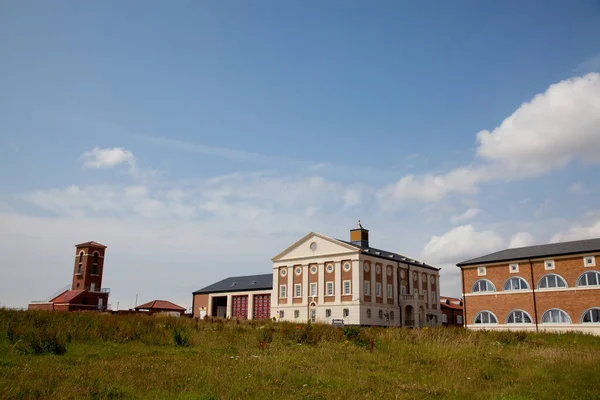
left=72, top=241, right=107, bottom=292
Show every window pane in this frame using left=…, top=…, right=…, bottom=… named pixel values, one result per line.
left=507, top=313, right=514, bottom=323
left=590, top=273, right=599, bottom=286
left=583, top=310, right=592, bottom=323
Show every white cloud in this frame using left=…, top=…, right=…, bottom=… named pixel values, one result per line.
left=378, top=167, right=488, bottom=207
left=82, top=147, right=135, bottom=169
left=551, top=217, right=600, bottom=243
left=80, top=147, right=158, bottom=180
left=421, top=225, right=504, bottom=265
left=569, top=182, right=584, bottom=194
left=379, top=73, right=600, bottom=207
left=508, top=232, right=536, bottom=248
left=476, top=73, right=600, bottom=175
left=450, top=208, right=480, bottom=224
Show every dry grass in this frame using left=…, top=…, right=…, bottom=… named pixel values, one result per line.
left=1, top=309, right=600, bottom=399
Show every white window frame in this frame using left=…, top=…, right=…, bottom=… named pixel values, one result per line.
left=400, top=285, right=407, bottom=295
left=537, top=273, right=567, bottom=289
left=294, top=283, right=301, bottom=298
left=326, top=281, right=334, bottom=296
left=295, top=267, right=302, bottom=276
left=343, top=308, right=349, bottom=318
left=441, top=314, right=448, bottom=323
left=294, top=310, right=299, bottom=318
left=509, top=263, right=519, bottom=273
left=581, top=307, right=600, bottom=323
left=477, top=266, right=486, bottom=276
left=310, top=282, right=317, bottom=297
left=280, top=285, right=287, bottom=298
left=544, top=260, right=555, bottom=270
left=376, top=282, right=382, bottom=297
left=473, top=310, right=498, bottom=324
left=431, top=290, right=436, bottom=304
left=457, top=315, right=463, bottom=324
left=505, top=309, right=533, bottom=324
left=326, top=264, right=334, bottom=273
left=576, top=271, right=600, bottom=287
left=343, top=280, right=351, bottom=295
left=541, top=308, right=571, bottom=324
left=387, top=284, right=393, bottom=298
left=471, top=279, right=496, bottom=293
left=503, top=277, right=530, bottom=291
left=343, top=262, right=351, bottom=272
left=584, top=256, right=596, bottom=267
left=364, top=281, right=371, bottom=296
left=325, top=309, right=331, bottom=318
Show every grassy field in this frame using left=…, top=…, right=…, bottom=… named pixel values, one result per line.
left=1, top=310, right=600, bottom=399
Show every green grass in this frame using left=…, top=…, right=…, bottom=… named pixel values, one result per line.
left=1, top=309, right=600, bottom=399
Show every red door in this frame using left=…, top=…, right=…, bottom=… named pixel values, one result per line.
left=253, top=294, right=271, bottom=320
left=232, top=295, right=248, bottom=319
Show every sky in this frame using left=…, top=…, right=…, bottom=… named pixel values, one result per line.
left=1, top=1, right=600, bottom=311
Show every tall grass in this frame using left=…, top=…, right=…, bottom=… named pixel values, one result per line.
left=1, top=309, right=600, bottom=399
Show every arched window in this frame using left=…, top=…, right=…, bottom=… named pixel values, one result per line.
left=503, top=277, right=529, bottom=291
left=581, top=308, right=600, bottom=323
left=541, top=309, right=571, bottom=324
left=471, top=279, right=496, bottom=293
left=79, top=251, right=84, bottom=262
left=538, top=274, right=567, bottom=289
left=506, top=310, right=533, bottom=324
left=92, top=252, right=99, bottom=274
left=366, top=309, right=372, bottom=319
left=576, top=271, right=600, bottom=287
left=474, top=310, right=498, bottom=324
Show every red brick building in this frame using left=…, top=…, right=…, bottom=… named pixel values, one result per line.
left=457, top=238, right=600, bottom=335
left=440, top=296, right=463, bottom=327
left=135, top=300, right=186, bottom=316
left=29, top=241, right=110, bottom=312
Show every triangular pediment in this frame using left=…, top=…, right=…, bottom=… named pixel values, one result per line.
left=271, top=232, right=359, bottom=262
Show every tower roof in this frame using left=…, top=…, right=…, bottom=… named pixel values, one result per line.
left=75, top=241, right=107, bottom=248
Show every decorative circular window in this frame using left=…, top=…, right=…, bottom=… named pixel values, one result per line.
left=413, top=272, right=417, bottom=280
left=363, top=263, right=370, bottom=272
left=281, top=268, right=287, bottom=277
left=310, top=265, right=318, bottom=274
left=343, top=262, right=351, bottom=272
left=400, top=270, right=406, bottom=279
left=376, top=265, right=381, bottom=274
left=295, top=267, right=302, bottom=276
left=310, top=242, right=317, bottom=251
left=326, top=264, right=334, bottom=273
left=387, top=267, right=392, bottom=276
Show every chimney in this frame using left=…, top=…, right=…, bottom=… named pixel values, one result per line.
left=350, top=220, right=369, bottom=248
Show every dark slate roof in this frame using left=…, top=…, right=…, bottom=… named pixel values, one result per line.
left=336, top=239, right=439, bottom=271
left=193, top=273, right=273, bottom=294
left=457, top=238, right=600, bottom=267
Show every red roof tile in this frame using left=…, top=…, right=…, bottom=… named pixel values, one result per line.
left=75, top=241, right=107, bottom=248
left=50, top=290, right=86, bottom=303
left=135, top=300, right=185, bottom=311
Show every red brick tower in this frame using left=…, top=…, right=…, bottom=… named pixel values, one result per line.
left=72, top=241, right=107, bottom=292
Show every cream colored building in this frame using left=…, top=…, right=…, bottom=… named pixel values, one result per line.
left=271, top=222, right=442, bottom=327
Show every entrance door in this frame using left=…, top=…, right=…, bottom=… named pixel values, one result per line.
left=253, top=294, right=271, bottom=320
left=98, top=298, right=103, bottom=310
left=310, top=309, right=316, bottom=323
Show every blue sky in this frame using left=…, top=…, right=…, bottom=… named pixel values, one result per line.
left=1, top=1, right=600, bottom=310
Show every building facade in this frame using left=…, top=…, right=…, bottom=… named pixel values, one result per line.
left=192, top=274, right=272, bottom=320
left=458, top=238, right=600, bottom=335
left=29, top=241, right=110, bottom=312
left=271, top=223, right=442, bottom=327
left=440, top=296, right=463, bottom=327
